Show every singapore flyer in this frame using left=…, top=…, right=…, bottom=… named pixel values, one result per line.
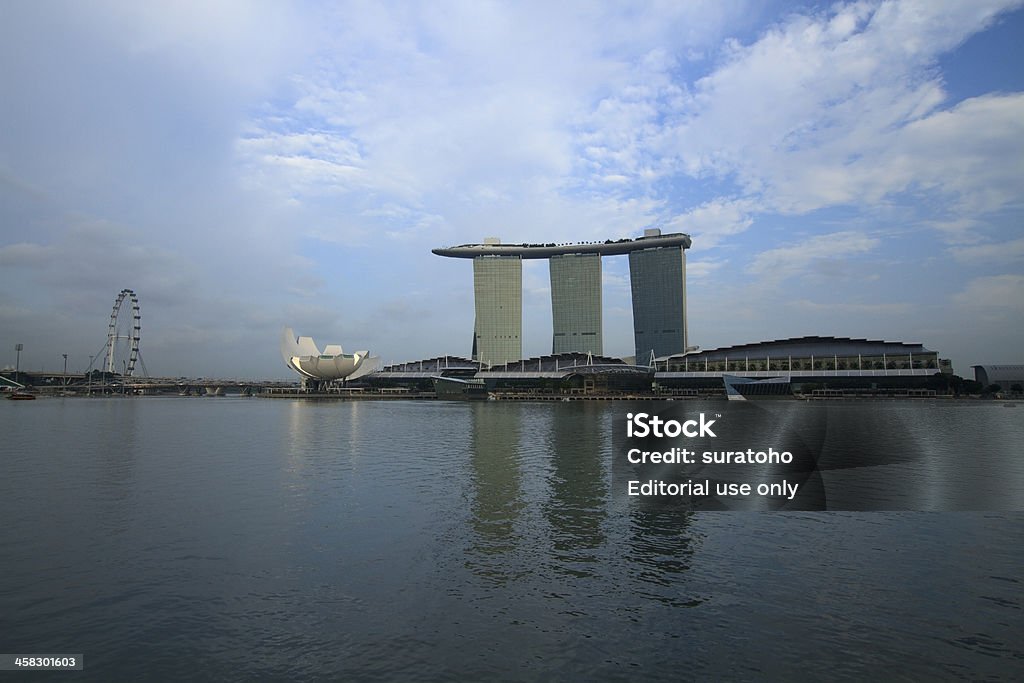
left=104, top=288, right=141, bottom=376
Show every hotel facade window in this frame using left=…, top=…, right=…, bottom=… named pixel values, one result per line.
left=629, top=246, right=687, bottom=362
left=472, top=255, right=522, bottom=365
left=550, top=253, right=603, bottom=355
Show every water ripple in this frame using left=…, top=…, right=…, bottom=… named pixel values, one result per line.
left=0, top=398, right=1021, bottom=680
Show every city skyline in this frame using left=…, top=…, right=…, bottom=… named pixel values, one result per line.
left=1, top=1, right=1023, bottom=378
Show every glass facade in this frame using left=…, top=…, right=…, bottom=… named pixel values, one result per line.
left=549, top=253, right=602, bottom=355
left=472, top=256, right=522, bottom=365
left=629, top=246, right=687, bottom=363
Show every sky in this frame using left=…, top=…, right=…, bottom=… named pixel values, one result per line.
left=1, top=0, right=1022, bottom=380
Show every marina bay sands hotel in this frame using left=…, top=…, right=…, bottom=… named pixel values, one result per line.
left=432, top=228, right=691, bottom=365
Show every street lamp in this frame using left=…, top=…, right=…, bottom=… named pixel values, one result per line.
left=15, top=343, right=23, bottom=385
left=62, top=353, right=68, bottom=388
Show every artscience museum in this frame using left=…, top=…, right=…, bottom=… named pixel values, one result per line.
left=280, top=327, right=381, bottom=387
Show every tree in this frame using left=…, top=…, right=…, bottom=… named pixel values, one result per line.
left=962, top=379, right=984, bottom=394
left=927, top=373, right=952, bottom=393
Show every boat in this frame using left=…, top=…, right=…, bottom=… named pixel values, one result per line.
left=6, top=392, right=36, bottom=401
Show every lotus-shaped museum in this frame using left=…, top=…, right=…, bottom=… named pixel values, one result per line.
left=280, top=328, right=380, bottom=382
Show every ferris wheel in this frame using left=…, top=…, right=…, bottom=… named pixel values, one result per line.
left=105, top=288, right=141, bottom=376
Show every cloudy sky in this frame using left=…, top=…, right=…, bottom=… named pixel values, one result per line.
left=2, top=0, right=1022, bottom=379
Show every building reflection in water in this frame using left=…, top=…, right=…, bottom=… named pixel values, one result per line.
left=285, top=399, right=363, bottom=463
left=463, top=400, right=706, bottom=600
left=543, top=402, right=608, bottom=575
left=466, top=402, right=525, bottom=582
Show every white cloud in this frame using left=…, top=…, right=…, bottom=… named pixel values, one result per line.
left=234, top=0, right=1024, bottom=255
left=0, top=243, right=57, bottom=267
left=232, top=2, right=754, bottom=241
left=748, top=231, right=880, bottom=283
left=686, top=259, right=729, bottom=280
left=952, top=274, right=1024, bottom=311
left=661, top=0, right=1024, bottom=227
left=88, top=0, right=309, bottom=91
left=601, top=269, right=630, bottom=292
left=789, top=300, right=912, bottom=315
left=665, top=198, right=755, bottom=248
left=890, top=94, right=1024, bottom=214
left=925, top=218, right=988, bottom=245
left=954, top=237, right=1024, bottom=265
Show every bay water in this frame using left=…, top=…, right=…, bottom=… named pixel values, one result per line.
left=1, top=397, right=1021, bottom=680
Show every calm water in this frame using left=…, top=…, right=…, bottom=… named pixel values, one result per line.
left=1, top=397, right=1021, bottom=680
